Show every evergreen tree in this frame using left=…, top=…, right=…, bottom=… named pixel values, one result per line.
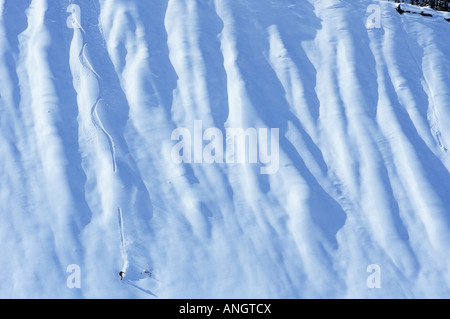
left=436, top=0, right=449, bottom=11
left=390, top=0, right=448, bottom=11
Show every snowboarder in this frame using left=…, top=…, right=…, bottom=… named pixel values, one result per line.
left=119, top=271, right=125, bottom=281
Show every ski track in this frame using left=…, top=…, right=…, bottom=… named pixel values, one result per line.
left=77, top=35, right=117, bottom=173
left=90, top=98, right=117, bottom=173
left=117, top=208, right=128, bottom=271
left=1, top=0, right=450, bottom=298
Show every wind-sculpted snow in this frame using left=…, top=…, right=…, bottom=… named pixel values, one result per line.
left=0, top=0, right=449, bottom=298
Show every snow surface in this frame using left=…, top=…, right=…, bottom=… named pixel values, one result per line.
left=0, top=0, right=450, bottom=298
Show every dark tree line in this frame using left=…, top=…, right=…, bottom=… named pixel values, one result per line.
left=392, top=0, right=449, bottom=11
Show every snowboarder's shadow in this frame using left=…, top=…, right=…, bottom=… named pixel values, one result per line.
left=123, top=279, right=158, bottom=298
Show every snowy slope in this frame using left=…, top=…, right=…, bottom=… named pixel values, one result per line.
left=0, top=0, right=450, bottom=298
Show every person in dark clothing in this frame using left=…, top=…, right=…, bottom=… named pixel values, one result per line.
left=119, top=271, right=125, bottom=281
